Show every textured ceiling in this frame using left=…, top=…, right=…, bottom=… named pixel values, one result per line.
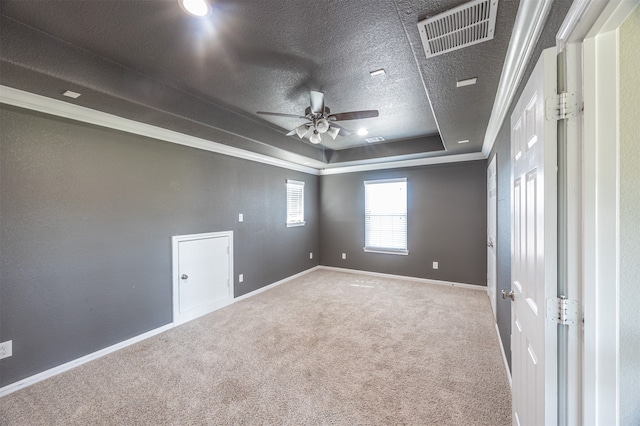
left=0, top=0, right=520, bottom=167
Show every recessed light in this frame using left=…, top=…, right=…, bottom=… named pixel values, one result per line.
left=456, top=78, right=477, bottom=88
left=365, top=136, right=385, bottom=143
left=357, top=128, right=369, bottom=136
left=370, top=69, right=386, bottom=77
left=63, top=90, right=81, bottom=99
left=458, top=139, right=470, bottom=144
left=180, top=0, right=209, bottom=16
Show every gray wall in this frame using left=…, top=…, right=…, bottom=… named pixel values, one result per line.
left=620, top=5, right=640, bottom=424
left=319, top=161, right=487, bottom=285
left=488, top=0, right=572, bottom=370
left=0, top=104, right=319, bottom=387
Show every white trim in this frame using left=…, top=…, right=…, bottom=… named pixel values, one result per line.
left=362, top=248, right=409, bottom=256
left=0, top=323, right=174, bottom=398
left=482, top=0, right=554, bottom=157
left=233, top=266, right=320, bottom=303
left=0, top=85, right=320, bottom=176
left=556, top=0, right=607, bottom=49
left=172, top=231, right=234, bottom=326
left=495, top=322, right=512, bottom=388
left=0, top=86, right=489, bottom=175
left=320, top=152, right=486, bottom=175
left=582, top=8, right=624, bottom=425
left=317, top=266, right=487, bottom=291
left=0, top=266, right=320, bottom=398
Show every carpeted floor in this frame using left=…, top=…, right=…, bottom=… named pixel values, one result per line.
left=0, top=269, right=511, bottom=425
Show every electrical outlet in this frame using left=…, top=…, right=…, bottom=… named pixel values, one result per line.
left=0, top=340, right=12, bottom=359
left=309, top=252, right=313, bottom=259
left=433, top=261, right=439, bottom=269
left=239, top=274, right=244, bottom=283
left=342, top=253, right=347, bottom=260
left=238, top=213, right=244, bottom=222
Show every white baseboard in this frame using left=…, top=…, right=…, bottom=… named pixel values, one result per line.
left=0, top=323, right=174, bottom=398
left=0, top=266, right=320, bottom=398
left=317, top=266, right=487, bottom=291
left=495, top=322, right=512, bottom=388
left=233, top=266, right=320, bottom=303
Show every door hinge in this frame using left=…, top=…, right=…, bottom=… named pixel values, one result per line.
left=545, top=92, right=578, bottom=121
left=546, top=296, right=579, bottom=325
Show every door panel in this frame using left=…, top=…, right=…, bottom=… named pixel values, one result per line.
left=510, top=48, right=558, bottom=426
left=172, top=232, right=233, bottom=326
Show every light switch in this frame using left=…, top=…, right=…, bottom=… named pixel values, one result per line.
left=238, top=213, right=244, bottom=222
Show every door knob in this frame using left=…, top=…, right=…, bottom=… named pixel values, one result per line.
left=181, top=274, right=188, bottom=280
left=502, top=290, right=515, bottom=301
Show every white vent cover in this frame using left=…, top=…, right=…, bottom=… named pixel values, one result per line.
left=418, top=0, right=498, bottom=59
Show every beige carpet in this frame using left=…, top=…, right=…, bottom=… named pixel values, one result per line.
left=0, top=269, right=511, bottom=425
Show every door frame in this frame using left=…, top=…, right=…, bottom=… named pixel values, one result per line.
left=487, top=154, right=498, bottom=319
left=557, top=0, right=639, bottom=423
left=172, top=231, right=234, bottom=326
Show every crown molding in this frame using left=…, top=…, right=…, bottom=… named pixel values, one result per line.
left=2, top=86, right=488, bottom=176
left=0, top=85, right=321, bottom=175
left=319, top=152, right=486, bottom=175
left=482, top=0, right=554, bottom=157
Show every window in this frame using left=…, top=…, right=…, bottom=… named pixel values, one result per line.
left=364, top=178, right=408, bottom=254
left=286, top=179, right=305, bottom=227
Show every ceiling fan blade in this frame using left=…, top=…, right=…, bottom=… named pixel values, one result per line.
left=327, top=126, right=340, bottom=140
left=328, top=110, right=379, bottom=121
left=329, top=122, right=353, bottom=136
left=309, top=91, right=325, bottom=115
left=286, top=129, right=297, bottom=136
left=257, top=111, right=307, bottom=119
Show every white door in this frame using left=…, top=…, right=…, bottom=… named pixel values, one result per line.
left=172, top=231, right=233, bottom=326
left=487, top=154, right=497, bottom=318
left=510, top=48, right=558, bottom=426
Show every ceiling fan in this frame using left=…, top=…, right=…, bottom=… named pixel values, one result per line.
left=257, top=91, right=379, bottom=144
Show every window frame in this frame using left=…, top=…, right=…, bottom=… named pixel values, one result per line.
left=363, top=177, right=409, bottom=255
left=285, top=179, right=306, bottom=227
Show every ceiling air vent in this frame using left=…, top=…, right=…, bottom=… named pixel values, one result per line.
left=418, top=0, right=498, bottom=59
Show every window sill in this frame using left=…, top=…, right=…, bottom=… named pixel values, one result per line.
left=286, top=221, right=306, bottom=228
left=363, top=248, right=409, bottom=256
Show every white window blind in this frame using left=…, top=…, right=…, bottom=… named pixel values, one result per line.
left=286, top=179, right=305, bottom=227
left=364, top=178, right=408, bottom=254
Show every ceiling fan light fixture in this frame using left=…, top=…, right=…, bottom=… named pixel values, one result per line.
left=327, top=126, right=340, bottom=140
left=315, top=118, right=330, bottom=133
left=295, top=124, right=310, bottom=139
left=309, top=132, right=322, bottom=144
left=180, top=0, right=210, bottom=16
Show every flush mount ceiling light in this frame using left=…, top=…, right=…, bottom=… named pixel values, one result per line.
left=365, top=136, right=385, bottom=143
left=370, top=69, right=386, bottom=77
left=458, top=139, right=470, bottom=144
left=456, top=78, right=477, bottom=88
left=63, top=90, right=81, bottom=99
left=357, top=128, right=369, bottom=136
left=180, top=0, right=210, bottom=16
